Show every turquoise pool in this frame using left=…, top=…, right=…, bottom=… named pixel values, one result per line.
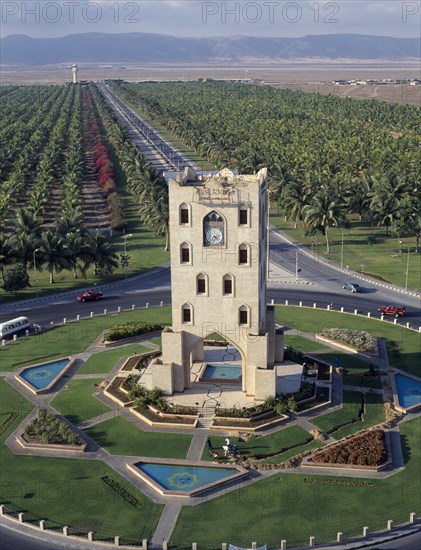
left=133, top=462, right=242, bottom=494
left=202, top=363, right=241, bottom=381
left=18, top=359, right=71, bottom=391
left=394, top=374, right=421, bottom=410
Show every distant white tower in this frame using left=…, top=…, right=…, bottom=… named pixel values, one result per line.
left=72, top=64, right=78, bottom=84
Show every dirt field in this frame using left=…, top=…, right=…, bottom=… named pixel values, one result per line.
left=1, top=64, right=420, bottom=106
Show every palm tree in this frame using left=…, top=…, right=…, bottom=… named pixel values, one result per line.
left=64, top=231, right=92, bottom=278
left=84, top=232, right=118, bottom=276
left=0, top=234, right=16, bottom=282
left=37, top=231, right=70, bottom=284
left=303, top=185, right=346, bottom=253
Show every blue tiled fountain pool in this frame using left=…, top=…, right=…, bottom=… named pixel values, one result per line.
left=17, top=358, right=72, bottom=393
left=201, top=363, right=241, bottom=381
left=130, top=461, right=247, bottom=496
left=394, top=373, right=421, bottom=411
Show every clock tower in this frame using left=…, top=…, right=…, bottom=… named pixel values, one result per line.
left=149, top=167, right=284, bottom=400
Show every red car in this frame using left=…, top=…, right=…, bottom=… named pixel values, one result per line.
left=76, top=289, right=103, bottom=302
left=378, top=305, right=406, bottom=318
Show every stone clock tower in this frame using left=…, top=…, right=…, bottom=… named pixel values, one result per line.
left=150, top=167, right=283, bottom=400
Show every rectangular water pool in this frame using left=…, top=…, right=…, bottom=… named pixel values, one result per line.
left=201, top=363, right=241, bottom=382
left=394, top=373, right=421, bottom=411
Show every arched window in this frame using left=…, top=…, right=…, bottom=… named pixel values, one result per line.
left=179, top=202, right=190, bottom=225
left=182, top=303, right=192, bottom=324
left=196, top=273, right=207, bottom=295
left=203, top=210, right=224, bottom=246
left=223, top=274, right=234, bottom=296
left=239, top=243, right=248, bottom=265
left=239, top=305, right=249, bottom=326
left=180, top=242, right=191, bottom=264
left=239, top=204, right=249, bottom=225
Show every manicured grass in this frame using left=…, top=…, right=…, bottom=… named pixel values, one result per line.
left=261, top=439, right=324, bottom=464
left=270, top=211, right=421, bottom=290
left=147, top=337, right=162, bottom=349
left=201, top=426, right=311, bottom=461
left=284, top=334, right=328, bottom=353
left=50, top=379, right=110, bottom=425
left=78, top=344, right=151, bottom=375
left=171, top=417, right=421, bottom=548
left=0, top=378, right=33, bottom=435
left=0, top=378, right=162, bottom=542
left=84, top=416, right=192, bottom=458
left=0, top=309, right=171, bottom=372
left=277, top=306, right=421, bottom=376
left=311, top=391, right=385, bottom=439
left=319, top=352, right=382, bottom=389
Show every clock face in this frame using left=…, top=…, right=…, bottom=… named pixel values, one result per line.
left=205, top=227, right=223, bottom=245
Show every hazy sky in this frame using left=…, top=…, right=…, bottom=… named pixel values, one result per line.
left=1, top=0, right=420, bottom=38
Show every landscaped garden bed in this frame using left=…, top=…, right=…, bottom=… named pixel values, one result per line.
left=17, top=409, right=86, bottom=452
left=317, top=327, right=377, bottom=355
left=121, top=351, right=161, bottom=371
left=130, top=406, right=198, bottom=427
left=104, top=322, right=163, bottom=343
left=284, top=346, right=332, bottom=382
left=104, top=376, right=134, bottom=407
left=295, top=386, right=331, bottom=414
left=302, top=428, right=390, bottom=470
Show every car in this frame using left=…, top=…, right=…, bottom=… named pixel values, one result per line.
left=76, top=289, right=103, bottom=302
left=377, top=305, right=406, bottom=318
left=342, top=282, right=361, bottom=293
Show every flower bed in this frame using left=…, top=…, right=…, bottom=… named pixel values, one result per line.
left=284, top=347, right=332, bottom=382
left=304, top=429, right=388, bottom=469
left=212, top=413, right=287, bottom=431
left=104, top=376, right=134, bottom=406
left=131, top=406, right=198, bottom=427
left=121, top=351, right=161, bottom=371
left=319, top=327, right=376, bottom=353
left=18, top=409, right=86, bottom=452
left=105, top=322, right=163, bottom=342
left=296, top=386, right=331, bottom=413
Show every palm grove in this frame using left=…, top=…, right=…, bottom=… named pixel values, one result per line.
left=1, top=81, right=420, bottom=293
left=0, top=84, right=168, bottom=294
left=113, top=81, right=421, bottom=255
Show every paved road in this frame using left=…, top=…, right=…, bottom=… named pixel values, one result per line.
left=1, top=520, right=419, bottom=550
left=1, top=235, right=420, bottom=328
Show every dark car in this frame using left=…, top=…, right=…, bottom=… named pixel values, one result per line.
left=342, top=282, right=361, bottom=293
left=76, top=289, right=103, bottom=302
left=378, top=305, right=406, bottom=318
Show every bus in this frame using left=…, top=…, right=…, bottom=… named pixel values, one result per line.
left=0, top=317, right=30, bottom=340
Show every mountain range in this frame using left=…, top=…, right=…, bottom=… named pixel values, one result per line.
left=1, top=32, right=419, bottom=65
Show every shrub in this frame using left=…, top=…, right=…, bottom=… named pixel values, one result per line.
left=321, top=327, right=376, bottom=352
left=311, top=429, right=387, bottom=466
left=105, top=322, right=162, bottom=342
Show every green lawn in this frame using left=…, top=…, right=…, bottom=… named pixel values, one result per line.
left=171, top=417, right=421, bottom=548
left=319, top=352, right=382, bottom=389
left=78, top=344, right=151, bottom=375
left=0, top=378, right=163, bottom=542
left=270, top=211, right=421, bottom=290
left=50, top=379, right=110, bottom=425
left=277, top=306, right=421, bottom=376
left=201, top=426, right=311, bottom=461
left=284, top=335, right=328, bottom=353
left=147, top=337, right=162, bottom=349
left=311, top=391, right=385, bottom=439
left=84, top=417, right=192, bottom=458
left=0, top=377, right=33, bottom=429
left=0, top=309, right=171, bottom=372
